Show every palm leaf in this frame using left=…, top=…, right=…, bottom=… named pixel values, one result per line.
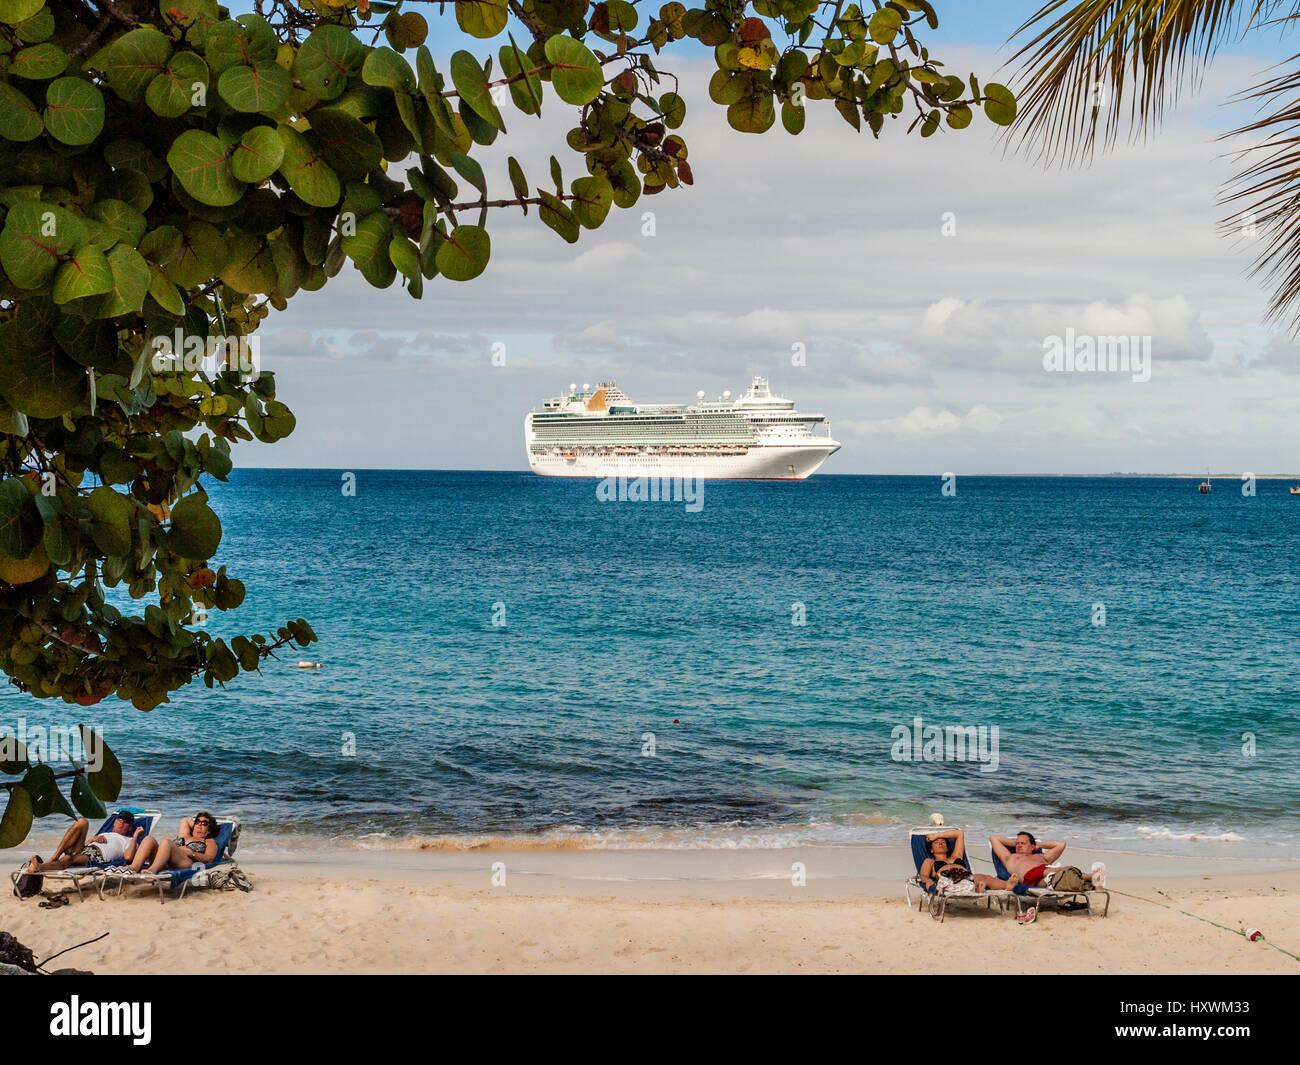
left=1005, top=1, right=1277, bottom=164
left=1220, top=55, right=1300, bottom=328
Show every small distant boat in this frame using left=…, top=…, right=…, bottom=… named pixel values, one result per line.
left=1198, top=479, right=1212, bottom=494
left=1291, top=485, right=1300, bottom=496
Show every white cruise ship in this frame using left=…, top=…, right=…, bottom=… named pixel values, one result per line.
left=524, top=377, right=840, bottom=479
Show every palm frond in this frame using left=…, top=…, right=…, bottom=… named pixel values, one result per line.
left=1005, top=0, right=1279, bottom=164
left=1221, top=58, right=1300, bottom=329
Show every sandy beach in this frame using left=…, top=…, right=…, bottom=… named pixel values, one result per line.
left=4, top=846, right=1297, bottom=975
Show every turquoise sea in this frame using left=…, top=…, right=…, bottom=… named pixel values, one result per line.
left=5, top=471, right=1299, bottom=856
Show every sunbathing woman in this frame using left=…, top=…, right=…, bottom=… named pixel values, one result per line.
left=126, top=812, right=219, bottom=874
left=919, top=828, right=1004, bottom=892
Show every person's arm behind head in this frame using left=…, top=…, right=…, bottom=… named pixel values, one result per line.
left=1040, top=840, right=1066, bottom=865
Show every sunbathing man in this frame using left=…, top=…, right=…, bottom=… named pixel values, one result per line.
left=988, top=832, right=1106, bottom=890
left=919, top=827, right=1009, bottom=893
left=25, top=811, right=140, bottom=873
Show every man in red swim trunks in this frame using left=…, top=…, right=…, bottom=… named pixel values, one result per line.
left=988, top=832, right=1106, bottom=890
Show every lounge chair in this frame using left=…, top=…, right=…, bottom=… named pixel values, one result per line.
left=106, top=815, right=245, bottom=903
left=10, top=809, right=162, bottom=902
left=990, top=846, right=1110, bottom=917
left=903, top=828, right=1012, bottom=922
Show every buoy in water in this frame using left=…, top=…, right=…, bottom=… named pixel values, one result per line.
left=297, top=661, right=323, bottom=669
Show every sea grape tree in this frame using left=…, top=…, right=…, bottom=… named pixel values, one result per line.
left=0, top=0, right=1013, bottom=839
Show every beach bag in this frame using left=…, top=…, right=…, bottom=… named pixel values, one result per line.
left=1047, top=866, right=1088, bottom=893
left=14, top=868, right=42, bottom=899
left=937, top=868, right=976, bottom=896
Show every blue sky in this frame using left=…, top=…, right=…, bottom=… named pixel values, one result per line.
left=216, top=3, right=1300, bottom=473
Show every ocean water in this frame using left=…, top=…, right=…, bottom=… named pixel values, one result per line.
left=5, top=471, right=1299, bottom=857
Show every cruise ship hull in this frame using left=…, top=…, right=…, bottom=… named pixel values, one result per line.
left=524, top=377, right=840, bottom=480
left=526, top=437, right=839, bottom=480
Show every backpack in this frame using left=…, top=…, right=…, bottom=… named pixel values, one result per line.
left=14, top=868, right=43, bottom=899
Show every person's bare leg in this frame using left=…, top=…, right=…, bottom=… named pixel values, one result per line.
left=129, top=836, right=160, bottom=872
left=145, top=837, right=174, bottom=871
left=973, top=874, right=1009, bottom=891
left=51, top=818, right=90, bottom=860
left=29, top=853, right=87, bottom=873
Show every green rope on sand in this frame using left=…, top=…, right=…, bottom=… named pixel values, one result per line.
left=1113, top=888, right=1300, bottom=963
left=968, top=855, right=1299, bottom=961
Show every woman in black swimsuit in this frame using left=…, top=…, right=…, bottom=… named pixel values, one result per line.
left=125, top=812, right=220, bottom=874
left=919, top=828, right=1002, bottom=892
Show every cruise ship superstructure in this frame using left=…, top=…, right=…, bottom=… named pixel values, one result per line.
left=524, top=377, right=840, bottom=479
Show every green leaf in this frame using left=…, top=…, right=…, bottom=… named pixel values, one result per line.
left=0, top=315, right=85, bottom=418
left=570, top=175, right=613, bottom=229
left=544, top=35, right=604, bottom=106
left=450, top=50, right=505, bottom=131
left=781, top=98, right=806, bottom=134
left=507, top=156, right=529, bottom=214
left=0, top=735, right=29, bottom=775
left=43, top=77, right=104, bottom=145
left=276, top=126, right=341, bottom=208
left=231, top=124, right=284, bottom=183
left=82, top=726, right=122, bottom=802
left=0, top=478, right=38, bottom=559
left=93, top=27, right=172, bottom=102
left=71, top=773, right=106, bottom=820
left=13, top=5, right=51, bottom=43
left=91, top=198, right=148, bottom=248
left=0, top=80, right=44, bottom=141
left=456, top=0, right=509, bottom=39
left=362, top=46, right=416, bottom=92
left=163, top=220, right=225, bottom=286
left=218, top=60, right=292, bottom=113
left=499, top=34, right=542, bottom=115
left=983, top=83, right=1016, bottom=126
left=147, top=268, right=185, bottom=315
left=0, top=0, right=45, bottom=25
left=0, top=201, right=81, bottom=288
left=86, top=486, right=133, bottom=555
left=946, top=103, right=972, bottom=130
left=727, top=93, right=775, bottom=133
left=447, top=150, right=486, bottom=195
left=168, top=493, right=222, bottom=559
left=342, top=211, right=397, bottom=287
left=310, top=108, right=383, bottom=180
left=53, top=244, right=113, bottom=304
left=145, top=50, right=209, bottom=118
left=537, top=188, right=579, bottom=242
left=435, top=224, right=490, bottom=280
left=9, top=42, right=67, bottom=80
left=294, top=24, right=367, bottom=101
left=868, top=6, right=903, bottom=44
left=167, top=128, right=244, bottom=206
left=660, top=91, right=685, bottom=129
left=0, top=785, right=33, bottom=850
left=95, top=245, right=150, bottom=318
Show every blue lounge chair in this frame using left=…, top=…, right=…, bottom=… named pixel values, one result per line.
left=10, top=809, right=162, bottom=902
left=107, top=815, right=245, bottom=903
left=904, top=829, right=1011, bottom=921
left=990, top=845, right=1110, bottom=917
